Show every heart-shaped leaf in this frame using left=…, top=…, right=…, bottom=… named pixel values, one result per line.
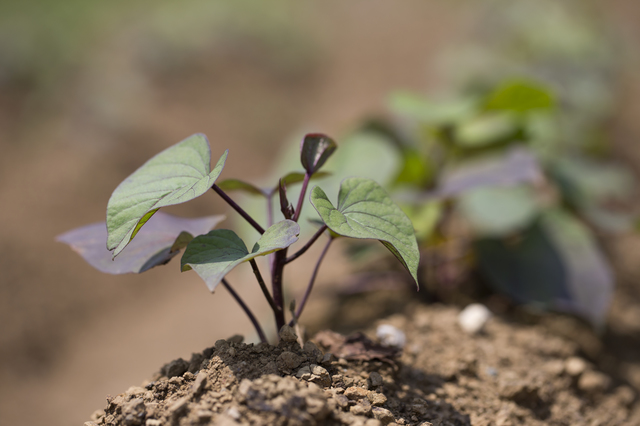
left=301, top=133, right=337, bottom=175
left=181, top=220, right=300, bottom=292
left=107, top=134, right=228, bottom=258
left=57, top=212, right=225, bottom=274
left=310, top=177, right=419, bottom=287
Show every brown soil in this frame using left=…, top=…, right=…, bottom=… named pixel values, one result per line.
left=86, top=304, right=639, bottom=426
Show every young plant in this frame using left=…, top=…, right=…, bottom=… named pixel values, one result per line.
left=58, top=133, right=420, bottom=342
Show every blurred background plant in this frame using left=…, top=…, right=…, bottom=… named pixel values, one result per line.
left=305, top=0, right=639, bottom=329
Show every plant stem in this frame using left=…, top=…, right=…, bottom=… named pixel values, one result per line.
left=291, top=237, right=333, bottom=323
left=292, top=172, right=311, bottom=222
left=271, top=250, right=287, bottom=331
left=211, top=184, right=265, bottom=234
left=285, top=225, right=328, bottom=264
left=221, top=278, right=267, bottom=343
left=249, top=259, right=279, bottom=313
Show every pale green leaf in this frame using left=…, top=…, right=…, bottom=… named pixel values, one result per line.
left=310, top=177, right=420, bottom=287
left=181, top=220, right=300, bottom=292
left=106, top=134, right=227, bottom=258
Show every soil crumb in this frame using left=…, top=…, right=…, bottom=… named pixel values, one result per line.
left=86, top=305, right=639, bottom=426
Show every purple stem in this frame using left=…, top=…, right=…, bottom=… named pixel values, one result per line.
left=285, top=225, right=328, bottom=264
left=249, top=259, right=279, bottom=313
left=292, top=172, right=311, bottom=222
left=212, top=184, right=265, bottom=234
left=292, top=237, right=333, bottom=323
left=221, top=278, right=267, bottom=343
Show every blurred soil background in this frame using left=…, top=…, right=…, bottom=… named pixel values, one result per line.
left=0, top=1, right=639, bottom=425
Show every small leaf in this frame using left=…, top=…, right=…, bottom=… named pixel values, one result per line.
left=278, top=179, right=294, bottom=219
left=300, top=133, right=337, bottom=175
left=107, top=134, right=228, bottom=258
left=181, top=220, right=300, bottom=292
left=280, top=171, right=330, bottom=188
left=453, top=112, right=519, bottom=148
left=216, top=179, right=267, bottom=197
left=57, top=212, right=225, bottom=274
left=389, top=91, right=478, bottom=125
left=484, top=80, right=555, bottom=113
left=310, top=178, right=420, bottom=287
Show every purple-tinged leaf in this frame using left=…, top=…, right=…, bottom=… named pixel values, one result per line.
left=57, top=212, right=225, bottom=274
left=300, top=133, right=337, bottom=175
left=435, top=147, right=543, bottom=198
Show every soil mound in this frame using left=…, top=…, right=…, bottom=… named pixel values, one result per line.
left=86, top=305, right=639, bottom=426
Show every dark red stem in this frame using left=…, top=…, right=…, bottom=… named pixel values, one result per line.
left=211, top=184, right=265, bottom=234
left=221, top=278, right=267, bottom=343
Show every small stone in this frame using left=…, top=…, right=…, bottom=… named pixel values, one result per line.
left=351, top=399, right=372, bottom=416
left=297, top=365, right=312, bottom=379
left=227, top=347, right=236, bottom=357
left=367, top=391, right=387, bottom=406
left=365, top=420, right=383, bottom=426
left=376, top=324, right=406, bottom=348
left=565, top=357, right=587, bottom=377
left=215, top=339, right=229, bottom=350
left=334, top=394, right=350, bottom=408
left=310, top=365, right=332, bottom=387
left=458, top=303, right=492, bottom=334
left=279, top=325, right=298, bottom=343
left=614, top=385, right=636, bottom=407
left=322, top=352, right=336, bottom=365
left=369, top=372, right=383, bottom=387
left=372, top=407, right=395, bottom=424
left=345, top=387, right=369, bottom=400
left=226, top=334, right=244, bottom=344
left=162, top=358, right=189, bottom=378
left=145, top=420, right=162, bottom=426
left=278, top=351, right=303, bottom=370
left=168, top=397, right=189, bottom=415
left=192, top=371, right=208, bottom=394
left=578, top=371, right=611, bottom=393
left=304, top=341, right=320, bottom=354
left=226, top=407, right=241, bottom=420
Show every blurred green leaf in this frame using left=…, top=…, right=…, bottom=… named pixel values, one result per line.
left=217, top=179, right=267, bottom=197
left=458, top=184, right=539, bottom=236
left=453, top=112, right=519, bottom=148
left=484, top=80, right=555, bottom=113
left=475, top=209, right=613, bottom=327
left=389, top=91, right=478, bottom=125
left=401, top=201, right=442, bottom=241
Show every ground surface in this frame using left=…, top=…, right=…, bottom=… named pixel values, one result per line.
left=86, top=304, right=639, bottom=426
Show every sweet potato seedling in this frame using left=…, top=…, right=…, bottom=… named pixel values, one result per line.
left=58, top=133, right=420, bottom=342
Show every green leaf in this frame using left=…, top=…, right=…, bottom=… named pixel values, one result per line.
left=106, top=134, right=228, bottom=258
left=216, top=179, right=267, bottom=197
left=389, top=91, right=478, bottom=125
left=484, top=80, right=555, bottom=113
left=310, top=177, right=420, bottom=287
left=181, top=220, right=300, bottom=292
left=453, top=112, right=519, bottom=148
left=300, top=133, right=337, bottom=175
left=458, top=185, right=539, bottom=236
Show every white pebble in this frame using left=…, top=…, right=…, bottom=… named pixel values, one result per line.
left=376, top=324, right=406, bottom=348
left=458, top=303, right=492, bottom=334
